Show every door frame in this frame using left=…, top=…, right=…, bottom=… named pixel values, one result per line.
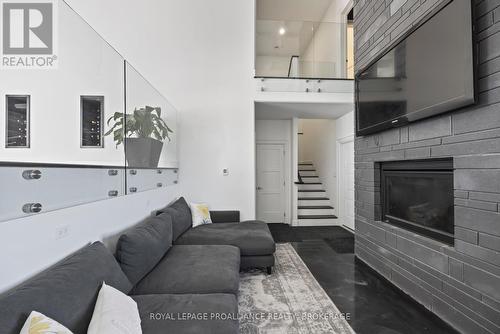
left=336, top=134, right=355, bottom=230
left=340, top=0, right=354, bottom=79
left=255, top=141, right=291, bottom=224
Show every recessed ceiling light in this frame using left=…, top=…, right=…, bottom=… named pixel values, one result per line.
left=279, top=27, right=286, bottom=35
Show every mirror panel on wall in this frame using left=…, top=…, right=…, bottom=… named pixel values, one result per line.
left=123, top=62, right=178, bottom=194
left=0, top=0, right=126, bottom=222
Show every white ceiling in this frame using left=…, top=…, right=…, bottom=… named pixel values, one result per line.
left=257, top=0, right=334, bottom=22
left=255, top=101, right=353, bottom=120
left=255, top=20, right=317, bottom=56
left=255, top=0, right=335, bottom=57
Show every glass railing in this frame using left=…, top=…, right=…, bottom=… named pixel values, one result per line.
left=0, top=0, right=179, bottom=222
left=255, top=20, right=354, bottom=80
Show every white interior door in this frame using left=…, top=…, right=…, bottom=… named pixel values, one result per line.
left=338, top=139, right=355, bottom=230
left=256, top=144, right=285, bottom=223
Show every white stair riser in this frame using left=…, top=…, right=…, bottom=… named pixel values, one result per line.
left=301, top=177, right=320, bottom=183
left=298, top=208, right=335, bottom=216
left=298, top=199, right=331, bottom=206
left=298, top=184, right=323, bottom=191
left=299, top=171, right=317, bottom=177
left=298, top=166, right=315, bottom=171
left=298, top=192, right=327, bottom=198
left=297, top=219, right=338, bottom=226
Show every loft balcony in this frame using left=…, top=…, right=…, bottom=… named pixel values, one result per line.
left=255, top=20, right=353, bottom=99
left=255, top=19, right=354, bottom=81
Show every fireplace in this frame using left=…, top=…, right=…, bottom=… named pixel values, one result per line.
left=380, top=159, right=454, bottom=244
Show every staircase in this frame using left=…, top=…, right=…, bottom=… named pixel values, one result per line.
left=297, top=162, right=337, bottom=226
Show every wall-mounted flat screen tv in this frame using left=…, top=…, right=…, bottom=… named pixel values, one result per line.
left=355, top=0, right=475, bottom=136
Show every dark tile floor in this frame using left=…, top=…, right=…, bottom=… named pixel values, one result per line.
left=268, top=224, right=459, bottom=334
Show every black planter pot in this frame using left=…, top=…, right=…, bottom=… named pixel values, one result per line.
left=125, top=137, right=163, bottom=168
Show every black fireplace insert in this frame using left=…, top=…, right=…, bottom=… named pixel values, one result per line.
left=380, top=159, right=454, bottom=244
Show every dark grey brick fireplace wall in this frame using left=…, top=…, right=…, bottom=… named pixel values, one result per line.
left=354, top=0, right=500, bottom=333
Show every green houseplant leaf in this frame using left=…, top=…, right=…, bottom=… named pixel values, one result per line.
left=105, top=106, right=173, bottom=147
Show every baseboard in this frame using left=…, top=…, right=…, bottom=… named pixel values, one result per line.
left=341, top=225, right=355, bottom=234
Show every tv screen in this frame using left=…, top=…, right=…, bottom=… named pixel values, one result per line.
left=355, top=0, right=475, bottom=136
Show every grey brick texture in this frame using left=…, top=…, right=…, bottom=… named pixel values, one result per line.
left=354, top=0, right=500, bottom=333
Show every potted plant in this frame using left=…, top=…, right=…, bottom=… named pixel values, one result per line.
left=105, top=106, right=173, bottom=168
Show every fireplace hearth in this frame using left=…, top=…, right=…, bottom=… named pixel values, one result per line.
left=380, top=159, right=454, bottom=244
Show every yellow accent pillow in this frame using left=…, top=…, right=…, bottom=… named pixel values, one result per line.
left=19, top=311, right=73, bottom=334
left=190, top=203, right=213, bottom=228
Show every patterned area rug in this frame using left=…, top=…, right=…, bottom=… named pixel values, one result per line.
left=239, top=243, right=355, bottom=334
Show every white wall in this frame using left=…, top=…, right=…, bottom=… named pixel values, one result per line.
left=256, top=119, right=292, bottom=142
left=298, top=119, right=337, bottom=207
left=291, top=118, right=299, bottom=224
left=255, top=56, right=292, bottom=77
left=300, top=22, right=342, bottom=78
left=335, top=110, right=354, bottom=228
left=255, top=119, right=292, bottom=223
left=322, top=0, right=351, bottom=21
left=336, top=110, right=354, bottom=139
left=64, top=0, right=256, bottom=219
left=299, top=0, right=352, bottom=78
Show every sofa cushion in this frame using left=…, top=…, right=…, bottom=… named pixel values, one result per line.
left=175, top=221, right=276, bottom=256
left=133, top=293, right=238, bottom=334
left=0, top=242, right=132, bottom=334
left=116, top=214, right=173, bottom=285
left=210, top=211, right=240, bottom=223
left=156, top=197, right=192, bottom=241
left=133, top=245, right=240, bottom=296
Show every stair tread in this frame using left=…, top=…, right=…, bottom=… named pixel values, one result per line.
left=298, top=189, right=326, bottom=192
left=298, top=163, right=313, bottom=166
left=298, top=206, right=334, bottom=209
left=298, top=182, right=322, bottom=185
left=299, top=169, right=316, bottom=172
left=298, top=215, right=338, bottom=219
left=301, top=176, right=319, bottom=178
left=298, top=197, right=330, bottom=200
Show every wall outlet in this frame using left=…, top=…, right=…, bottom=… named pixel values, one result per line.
left=223, top=168, right=229, bottom=176
left=55, top=225, right=70, bottom=240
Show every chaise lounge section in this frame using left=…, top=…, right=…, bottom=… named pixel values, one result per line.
left=156, top=197, right=276, bottom=273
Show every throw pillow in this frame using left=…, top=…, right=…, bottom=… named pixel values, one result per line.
left=19, top=311, right=73, bottom=334
left=190, top=202, right=213, bottom=228
left=87, top=282, right=142, bottom=334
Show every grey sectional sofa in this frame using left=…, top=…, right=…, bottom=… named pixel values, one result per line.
left=0, top=198, right=276, bottom=334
